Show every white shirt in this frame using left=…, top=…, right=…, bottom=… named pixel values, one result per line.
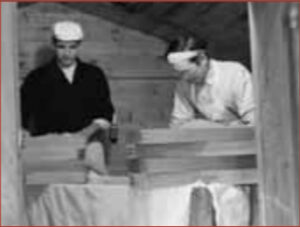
left=170, top=59, right=255, bottom=127
left=61, top=63, right=77, bottom=84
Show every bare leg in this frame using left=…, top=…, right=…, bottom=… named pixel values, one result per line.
left=84, top=142, right=108, bottom=183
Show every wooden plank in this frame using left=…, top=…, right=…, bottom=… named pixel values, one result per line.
left=85, top=175, right=131, bottom=185
left=249, top=3, right=299, bottom=225
left=26, top=174, right=130, bottom=186
left=24, top=134, right=86, bottom=148
left=131, top=155, right=256, bottom=174
left=139, top=127, right=255, bottom=145
left=23, top=149, right=80, bottom=161
left=131, top=169, right=258, bottom=188
left=23, top=135, right=86, bottom=155
left=26, top=171, right=86, bottom=185
left=24, top=159, right=86, bottom=173
left=136, top=140, right=256, bottom=158
left=1, top=3, right=28, bottom=225
left=23, top=153, right=81, bottom=164
left=22, top=135, right=86, bottom=166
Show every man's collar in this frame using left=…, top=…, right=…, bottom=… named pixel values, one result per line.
left=204, top=59, right=217, bottom=85
left=53, top=57, right=82, bottom=68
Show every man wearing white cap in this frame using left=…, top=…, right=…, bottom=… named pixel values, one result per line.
left=164, top=36, right=255, bottom=225
left=21, top=21, right=114, bottom=175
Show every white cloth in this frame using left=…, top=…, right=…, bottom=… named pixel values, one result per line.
left=207, top=183, right=250, bottom=226
left=61, top=63, right=77, bottom=83
left=26, top=179, right=249, bottom=226
left=170, top=59, right=255, bottom=127
left=26, top=184, right=130, bottom=226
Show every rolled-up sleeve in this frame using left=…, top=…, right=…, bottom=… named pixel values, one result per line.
left=234, top=65, right=255, bottom=125
left=170, top=82, right=194, bottom=127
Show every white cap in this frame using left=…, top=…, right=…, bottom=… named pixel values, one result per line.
left=52, top=21, right=84, bottom=41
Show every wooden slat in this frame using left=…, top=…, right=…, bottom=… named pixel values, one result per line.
left=23, top=135, right=86, bottom=161
left=26, top=171, right=86, bottom=185
left=23, top=146, right=82, bottom=154
left=139, top=127, right=255, bottom=145
left=24, top=134, right=85, bottom=148
left=130, top=155, right=256, bottom=174
left=1, top=3, right=27, bottom=225
left=23, top=151, right=80, bottom=162
left=136, top=140, right=256, bottom=158
left=250, top=3, right=299, bottom=225
left=24, top=159, right=86, bottom=173
left=85, top=175, right=131, bottom=185
left=131, top=168, right=258, bottom=188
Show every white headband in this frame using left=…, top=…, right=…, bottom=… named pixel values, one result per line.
left=167, top=50, right=198, bottom=65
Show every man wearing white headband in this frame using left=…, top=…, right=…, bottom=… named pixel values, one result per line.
left=21, top=21, right=114, bottom=176
left=165, top=36, right=255, bottom=127
left=165, top=36, right=255, bottom=225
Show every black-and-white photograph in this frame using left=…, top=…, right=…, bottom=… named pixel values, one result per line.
left=1, top=2, right=299, bottom=226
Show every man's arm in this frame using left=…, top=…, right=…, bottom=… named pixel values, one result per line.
left=170, top=82, right=195, bottom=128
left=92, top=67, right=115, bottom=124
left=20, top=71, right=41, bottom=134
left=234, top=65, right=256, bottom=125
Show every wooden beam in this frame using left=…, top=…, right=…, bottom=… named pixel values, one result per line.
left=26, top=171, right=86, bottom=185
left=1, top=2, right=28, bottom=225
left=139, top=127, right=255, bottom=145
left=23, top=134, right=85, bottom=149
left=26, top=173, right=131, bottom=185
left=131, top=169, right=258, bottom=188
left=136, top=140, right=256, bottom=158
left=23, top=159, right=86, bottom=173
left=130, top=155, right=256, bottom=174
left=249, top=2, right=299, bottom=225
left=23, top=135, right=88, bottom=184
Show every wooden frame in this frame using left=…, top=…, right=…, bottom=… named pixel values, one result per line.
left=249, top=2, right=299, bottom=225
left=1, top=2, right=298, bottom=225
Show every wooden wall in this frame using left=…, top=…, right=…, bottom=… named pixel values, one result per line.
left=18, top=3, right=176, bottom=130
left=249, top=2, right=299, bottom=225
left=1, top=2, right=28, bottom=225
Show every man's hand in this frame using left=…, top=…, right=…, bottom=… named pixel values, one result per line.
left=226, top=120, right=245, bottom=127
left=178, top=119, right=226, bottom=128
left=79, top=119, right=111, bottom=138
left=78, top=118, right=113, bottom=149
left=93, top=118, right=111, bottom=130
left=78, top=122, right=101, bottom=139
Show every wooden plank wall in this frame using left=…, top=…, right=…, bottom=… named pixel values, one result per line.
left=18, top=3, right=176, bottom=130
left=1, top=2, right=28, bottom=225
left=249, top=2, right=299, bottom=225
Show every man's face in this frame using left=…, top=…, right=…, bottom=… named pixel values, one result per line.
left=168, top=50, right=209, bottom=84
left=54, top=40, right=80, bottom=67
